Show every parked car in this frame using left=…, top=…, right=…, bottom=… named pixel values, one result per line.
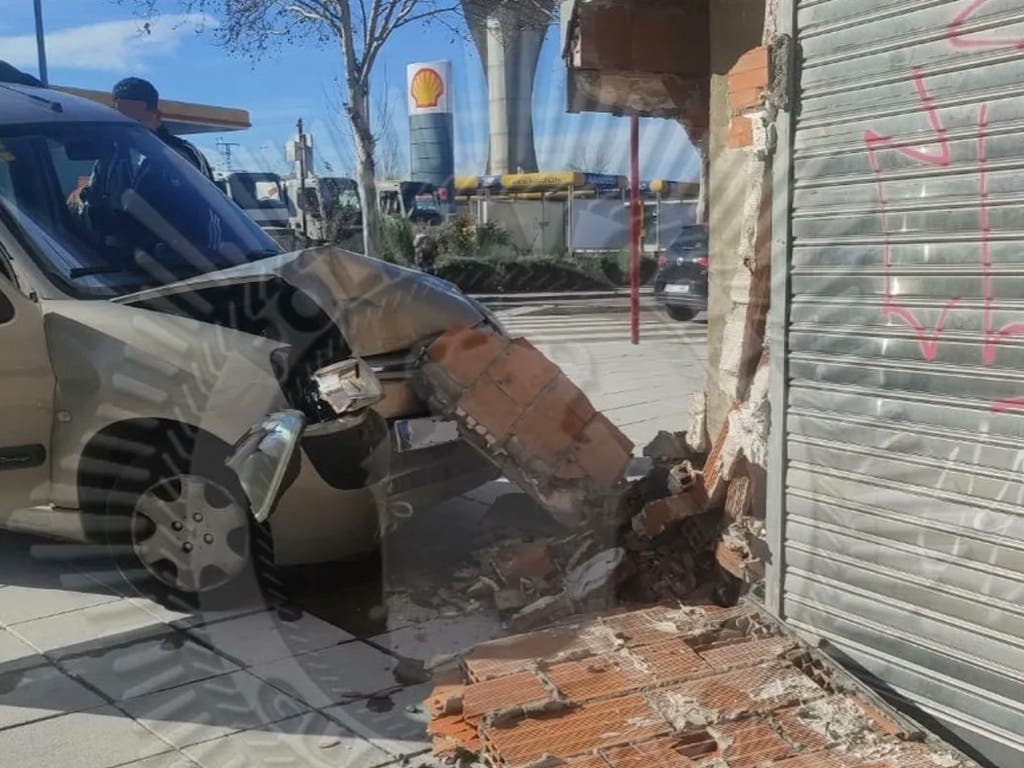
left=653, top=227, right=708, bottom=321
left=0, top=79, right=501, bottom=599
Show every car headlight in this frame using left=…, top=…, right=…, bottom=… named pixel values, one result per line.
left=312, top=358, right=384, bottom=415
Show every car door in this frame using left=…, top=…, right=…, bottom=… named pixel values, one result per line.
left=0, top=271, right=54, bottom=516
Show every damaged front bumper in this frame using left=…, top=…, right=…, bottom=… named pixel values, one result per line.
left=226, top=409, right=306, bottom=523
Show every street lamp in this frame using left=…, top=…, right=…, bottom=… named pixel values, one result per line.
left=34, top=0, right=49, bottom=86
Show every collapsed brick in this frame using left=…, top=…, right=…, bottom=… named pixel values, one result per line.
left=492, top=540, right=555, bottom=584
left=420, top=326, right=635, bottom=530
left=632, top=492, right=707, bottom=538
left=426, top=603, right=976, bottom=768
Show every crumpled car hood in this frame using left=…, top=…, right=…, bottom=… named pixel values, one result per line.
left=116, top=247, right=485, bottom=357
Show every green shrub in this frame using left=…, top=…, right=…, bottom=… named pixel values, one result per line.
left=379, top=215, right=414, bottom=265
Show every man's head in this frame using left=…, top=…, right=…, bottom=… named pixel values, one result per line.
left=112, top=77, right=161, bottom=130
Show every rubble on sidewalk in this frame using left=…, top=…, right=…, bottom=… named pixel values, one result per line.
left=413, top=324, right=770, bottom=632
left=423, top=602, right=977, bottom=768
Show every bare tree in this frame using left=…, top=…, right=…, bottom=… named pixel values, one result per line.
left=567, top=143, right=613, bottom=174
left=124, top=0, right=462, bottom=257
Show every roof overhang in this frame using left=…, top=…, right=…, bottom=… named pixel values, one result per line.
left=562, top=0, right=709, bottom=126
left=57, top=87, right=251, bottom=136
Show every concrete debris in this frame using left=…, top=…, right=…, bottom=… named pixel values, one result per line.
left=642, top=430, right=693, bottom=463
left=685, top=392, right=709, bottom=453
left=720, top=358, right=771, bottom=478
left=650, top=690, right=721, bottom=730
left=667, top=459, right=701, bottom=496
left=509, top=593, right=575, bottom=633
left=563, top=547, right=626, bottom=605
left=494, top=588, right=529, bottom=613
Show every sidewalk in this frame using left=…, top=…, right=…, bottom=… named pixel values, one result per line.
left=472, top=287, right=658, bottom=313
left=0, top=534, right=437, bottom=768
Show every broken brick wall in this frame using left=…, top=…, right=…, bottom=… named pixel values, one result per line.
left=705, top=0, right=773, bottom=445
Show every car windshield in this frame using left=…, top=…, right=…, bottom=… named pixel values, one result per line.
left=227, top=173, right=288, bottom=210
left=0, top=121, right=280, bottom=298
left=669, top=228, right=708, bottom=252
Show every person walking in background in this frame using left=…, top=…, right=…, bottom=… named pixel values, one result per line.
left=111, top=77, right=214, bottom=179
left=413, top=231, right=439, bottom=275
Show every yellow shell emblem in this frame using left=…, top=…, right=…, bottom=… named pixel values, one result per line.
left=411, top=67, right=445, bottom=109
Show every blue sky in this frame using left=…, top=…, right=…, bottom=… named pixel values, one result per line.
left=0, top=1, right=699, bottom=181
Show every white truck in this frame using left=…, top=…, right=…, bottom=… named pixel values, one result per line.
left=286, top=176, right=445, bottom=247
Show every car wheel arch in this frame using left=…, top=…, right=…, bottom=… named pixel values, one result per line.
left=75, top=418, right=230, bottom=516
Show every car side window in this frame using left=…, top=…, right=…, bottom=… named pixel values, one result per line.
left=0, top=278, right=14, bottom=325
left=0, top=160, right=17, bottom=289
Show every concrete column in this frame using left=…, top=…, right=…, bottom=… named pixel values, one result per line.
left=464, top=1, right=547, bottom=175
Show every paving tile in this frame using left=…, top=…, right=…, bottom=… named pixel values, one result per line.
left=325, top=683, right=432, bottom=759
left=0, top=704, right=168, bottom=768
left=12, top=598, right=168, bottom=657
left=116, top=752, right=201, bottom=768
left=184, top=608, right=352, bottom=667
left=370, top=613, right=504, bottom=667
left=0, top=627, right=44, bottom=670
left=121, top=669, right=307, bottom=748
left=0, top=583, right=121, bottom=626
left=62, top=632, right=238, bottom=702
left=0, top=661, right=106, bottom=728
left=128, top=595, right=271, bottom=630
left=248, top=641, right=400, bottom=709
left=183, top=711, right=391, bottom=768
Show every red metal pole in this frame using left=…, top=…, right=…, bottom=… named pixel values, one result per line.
left=629, top=115, right=641, bottom=345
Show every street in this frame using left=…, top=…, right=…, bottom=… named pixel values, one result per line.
left=499, top=305, right=709, bottom=447
left=0, top=304, right=709, bottom=768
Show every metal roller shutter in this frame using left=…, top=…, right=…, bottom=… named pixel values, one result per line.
left=782, top=1, right=1024, bottom=765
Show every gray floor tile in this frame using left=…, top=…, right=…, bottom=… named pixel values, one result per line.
left=62, top=632, right=238, bottom=702
left=248, top=642, right=400, bottom=709
left=184, top=608, right=352, bottom=667
left=183, top=711, right=390, bottom=768
left=121, top=669, right=307, bottom=749
left=0, top=583, right=120, bottom=626
left=0, top=705, right=168, bottom=768
left=0, top=661, right=107, bottom=728
left=370, top=614, right=504, bottom=667
left=13, top=599, right=168, bottom=657
left=0, top=627, right=44, bottom=670
left=325, top=683, right=431, bottom=759
left=116, top=752, right=200, bottom=768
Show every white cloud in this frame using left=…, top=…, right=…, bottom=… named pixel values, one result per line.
left=0, top=13, right=217, bottom=73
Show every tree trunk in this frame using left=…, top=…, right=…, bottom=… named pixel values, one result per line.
left=348, top=80, right=381, bottom=257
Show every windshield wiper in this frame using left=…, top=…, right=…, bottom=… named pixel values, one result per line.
left=69, top=264, right=145, bottom=279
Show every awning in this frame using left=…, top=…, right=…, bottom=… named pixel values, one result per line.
left=57, top=86, right=251, bottom=136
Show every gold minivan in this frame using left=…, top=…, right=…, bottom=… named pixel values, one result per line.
left=0, top=81, right=498, bottom=598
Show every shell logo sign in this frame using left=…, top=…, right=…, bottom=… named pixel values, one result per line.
left=407, top=61, right=451, bottom=115
left=410, top=68, right=444, bottom=109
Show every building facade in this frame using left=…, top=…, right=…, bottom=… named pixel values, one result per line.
left=563, top=1, right=1024, bottom=765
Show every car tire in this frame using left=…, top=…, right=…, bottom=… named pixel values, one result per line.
left=99, top=424, right=276, bottom=607
left=667, top=306, right=698, bottom=322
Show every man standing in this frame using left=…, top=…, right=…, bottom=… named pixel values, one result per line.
left=111, top=77, right=214, bottom=179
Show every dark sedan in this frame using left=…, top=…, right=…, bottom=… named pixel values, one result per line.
left=654, top=227, right=708, bottom=321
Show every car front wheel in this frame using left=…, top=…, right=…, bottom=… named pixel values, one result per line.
left=667, top=305, right=698, bottom=322
left=131, top=473, right=251, bottom=595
